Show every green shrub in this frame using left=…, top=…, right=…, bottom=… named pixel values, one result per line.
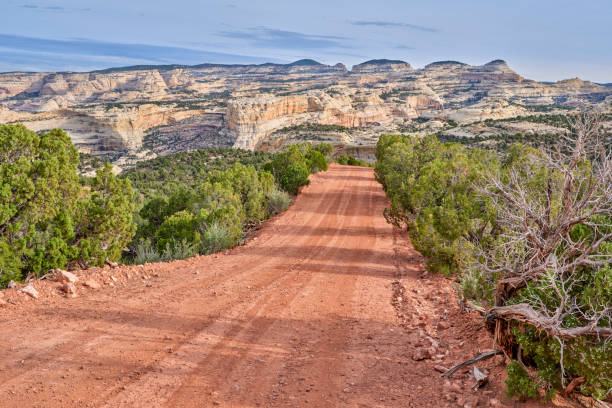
left=201, top=205, right=243, bottom=246
left=201, top=221, right=233, bottom=254
left=160, top=239, right=198, bottom=261
left=279, top=164, right=310, bottom=194
left=267, top=189, right=292, bottom=215
left=337, top=154, right=369, bottom=166
left=133, top=240, right=161, bottom=264
left=266, top=145, right=312, bottom=194
left=155, top=211, right=199, bottom=252
left=313, top=142, right=333, bottom=157
left=375, top=134, right=496, bottom=275
left=375, top=123, right=611, bottom=400
left=305, top=150, right=328, bottom=173
left=505, top=360, right=539, bottom=400
left=0, top=125, right=135, bottom=285
left=124, top=143, right=324, bottom=266
left=75, top=163, right=136, bottom=267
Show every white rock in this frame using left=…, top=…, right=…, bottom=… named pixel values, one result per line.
left=56, top=270, right=79, bottom=283
left=20, top=285, right=39, bottom=299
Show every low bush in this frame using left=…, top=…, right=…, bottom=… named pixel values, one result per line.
left=505, top=361, right=539, bottom=400
left=200, top=221, right=233, bottom=254
left=374, top=114, right=611, bottom=401
left=265, top=145, right=311, bottom=194
left=127, top=142, right=328, bottom=264
left=160, top=239, right=198, bottom=262
left=133, top=240, right=161, bottom=264
left=336, top=154, right=370, bottom=167
left=0, top=124, right=136, bottom=286
left=267, top=189, right=292, bottom=215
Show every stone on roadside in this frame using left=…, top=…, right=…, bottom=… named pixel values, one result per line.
left=412, top=347, right=431, bottom=361
left=83, top=279, right=101, bottom=289
left=19, top=285, right=39, bottom=299
left=7, top=280, right=17, bottom=289
left=437, top=320, right=451, bottom=330
left=63, top=282, right=78, bottom=297
left=105, top=259, right=119, bottom=268
left=56, top=269, right=78, bottom=284
left=488, top=398, right=501, bottom=407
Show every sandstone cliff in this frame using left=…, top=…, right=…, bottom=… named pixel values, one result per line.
left=1, top=58, right=610, bottom=167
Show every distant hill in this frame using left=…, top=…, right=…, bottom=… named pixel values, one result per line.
left=91, top=59, right=326, bottom=74
left=286, top=59, right=324, bottom=66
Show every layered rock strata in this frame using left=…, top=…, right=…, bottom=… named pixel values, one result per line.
left=1, top=59, right=610, bottom=167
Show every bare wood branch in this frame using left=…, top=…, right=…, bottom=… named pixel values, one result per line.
left=487, top=304, right=612, bottom=339
left=440, top=350, right=502, bottom=378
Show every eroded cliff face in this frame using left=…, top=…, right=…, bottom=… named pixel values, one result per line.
left=1, top=59, right=610, bottom=167
left=226, top=92, right=397, bottom=150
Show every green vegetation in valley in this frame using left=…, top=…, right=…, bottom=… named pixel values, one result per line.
left=77, top=152, right=106, bottom=175
left=507, top=102, right=573, bottom=113
left=480, top=114, right=573, bottom=129
left=122, top=148, right=274, bottom=200
left=336, top=154, right=371, bottom=167
left=437, top=132, right=565, bottom=152
left=379, top=89, right=419, bottom=101
left=272, top=123, right=353, bottom=135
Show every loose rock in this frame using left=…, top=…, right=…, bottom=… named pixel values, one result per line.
left=19, top=285, right=39, bottom=299
left=437, top=320, right=451, bottom=330
left=105, top=259, right=119, bottom=268
left=56, top=269, right=79, bottom=284
left=83, top=279, right=101, bottom=289
left=412, top=347, right=431, bottom=361
left=63, top=282, right=78, bottom=297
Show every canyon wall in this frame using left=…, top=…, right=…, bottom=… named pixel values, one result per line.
left=1, top=59, right=610, bottom=167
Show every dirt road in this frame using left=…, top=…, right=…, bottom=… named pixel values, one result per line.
left=0, top=165, right=528, bottom=407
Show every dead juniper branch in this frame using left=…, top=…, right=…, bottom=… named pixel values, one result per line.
left=440, top=350, right=501, bottom=378
left=472, top=112, right=612, bottom=383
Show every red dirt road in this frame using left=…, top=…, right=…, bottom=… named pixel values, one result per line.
left=0, top=165, right=536, bottom=407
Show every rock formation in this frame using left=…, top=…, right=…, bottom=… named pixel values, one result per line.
left=1, top=59, right=610, bottom=168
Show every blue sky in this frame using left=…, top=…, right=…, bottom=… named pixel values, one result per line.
left=0, top=0, right=610, bottom=82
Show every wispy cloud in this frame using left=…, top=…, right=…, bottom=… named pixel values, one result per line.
left=0, top=34, right=280, bottom=72
left=218, top=27, right=351, bottom=50
left=352, top=20, right=438, bottom=33
left=395, top=45, right=416, bottom=50
left=19, top=4, right=89, bottom=12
